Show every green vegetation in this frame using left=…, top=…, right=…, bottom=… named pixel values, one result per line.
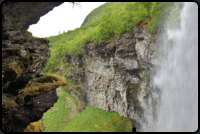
left=24, top=117, right=45, bottom=132
left=27, top=30, right=50, bottom=44
left=2, top=95, right=15, bottom=110
left=81, top=2, right=123, bottom=26
left=138, top=66, right=145, bottom=71
left=17, top=74, right=66, bottom=105
left=43, top=88, right=84, bottom=132
left=39, top=87, right=132, bottom=132
left=61, top=106, right=132, bottom=132
left=142, top=74, right=150, bottom=82
left=39, top=60, right=132, bottom=132
left=42, top=2, right=183, bottom=75
left=35, top=2, right=184, bottom=132
left=165, top=2, right=184, bottom=29
left=147, top=2, right=183, bottom=33
left=24, top=74, right=66, bottom=95
left=147, top=38, right=152, bottom=43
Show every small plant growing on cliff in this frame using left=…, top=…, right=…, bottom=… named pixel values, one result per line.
left=142, top=74, right=150, bottom=82
left=138, top=66, right=145, bottom=71
left=147, top=38, right=152, bottom=43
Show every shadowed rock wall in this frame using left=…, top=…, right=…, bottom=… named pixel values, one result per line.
left=2, top=2, right=64, bottom=132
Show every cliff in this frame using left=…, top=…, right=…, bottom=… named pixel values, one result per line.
left=2, top=2, right=65, bottom=132
left=63, top=26, right=161, bottom=130
left=2, top=2, right=164, bottom=132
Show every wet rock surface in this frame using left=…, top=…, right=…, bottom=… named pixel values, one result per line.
left=2, top=2, right=64, bottom=132
left=66, top=27, right=161, bottom=130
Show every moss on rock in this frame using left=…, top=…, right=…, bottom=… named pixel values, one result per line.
left=24, top=117, right=45, bottom=132
left=40, top=45, right=48, bottom=49
left=2, top=59, right=25, bottom=85
left=2, top=95, right=15, bottom=110
left=17, top=74, right=66, bottom=105
left=38, top=38, right=50, bottom=43
left=141, top=74, right=150, bottom=82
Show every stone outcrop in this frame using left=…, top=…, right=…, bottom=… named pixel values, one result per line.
left=2, top=1, right=162, bottom=132
left=64, top=27, right=161, bottom=130
left=2, top=2, right=65, bottom=132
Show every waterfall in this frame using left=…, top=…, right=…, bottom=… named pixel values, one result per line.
left=153, top=2, right=198, bottom=132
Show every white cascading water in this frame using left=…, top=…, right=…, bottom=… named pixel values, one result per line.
left=154, top=2, right=198, bottom=132
left=153, top=2, right=198, bottom=132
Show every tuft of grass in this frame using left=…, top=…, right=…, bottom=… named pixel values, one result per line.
left=61, top=107, right=132, bottom=132
left=43, top=88, right=83, bottom=132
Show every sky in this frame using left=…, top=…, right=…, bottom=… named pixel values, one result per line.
left=28, top=2, right=106, bottom=38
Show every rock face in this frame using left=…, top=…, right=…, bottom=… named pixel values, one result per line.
left=2, top=2, right=64, bottom=132
left=65, top=27, right=161, bottom=130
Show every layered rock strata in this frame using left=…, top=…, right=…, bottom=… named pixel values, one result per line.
left=64, top=27, right=161, bottom=130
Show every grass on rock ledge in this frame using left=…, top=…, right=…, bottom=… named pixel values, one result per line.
left=41, top=87, right=132, bottom=132
left=61, top=106, right=132, bottom=132
left=43, top=87, right=83, bottom=132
